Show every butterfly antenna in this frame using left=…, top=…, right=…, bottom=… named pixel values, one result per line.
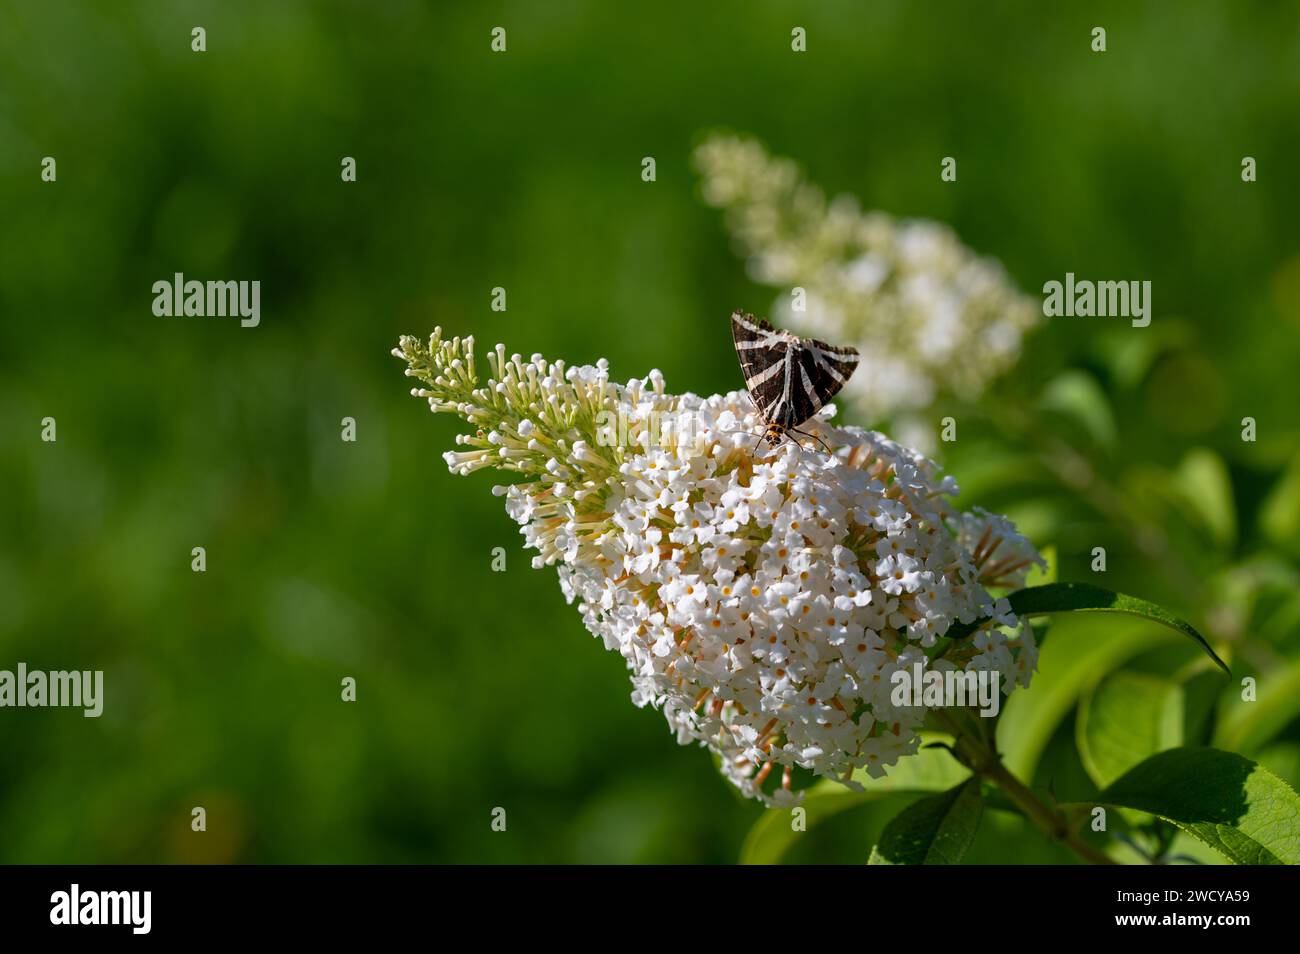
left=790, top=427, right=833, bottom=454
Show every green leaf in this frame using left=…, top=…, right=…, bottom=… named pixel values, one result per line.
left=1078, top=671, right=1184, bottom=789
left=868, top=778, right=984, bottom=865
left=949, top=583, right=1229, bottom=675
left=739, top=735, right=969, bottom=865
left=1259, top=450, right=1300, bottom=557
left=1097, top=747, right=1300, bottom=865
left=1256, top=742, right=1300, bottom=792
left=1163, top=830, right=1235, bottom=865
left=1174, top=448, right=1237, bottom=549
left=998, top=615, right=1175, bottom=780
left=1181, top=665, right=1226, bottom=746
left=1214, top=659, right=1300, bottom=756
left=1038, top=371, right=1117, bottom=448
left=1206, top=557, right=1300, bottom=652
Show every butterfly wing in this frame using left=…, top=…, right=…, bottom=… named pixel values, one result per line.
left=731, top=311, right=860, bottom=431
left=731, top=311, right=791, bottom=423
left=785, top=337, right=859, bottom=427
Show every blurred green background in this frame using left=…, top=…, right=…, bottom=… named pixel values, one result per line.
left=1, top=0, right=1298, bottom=863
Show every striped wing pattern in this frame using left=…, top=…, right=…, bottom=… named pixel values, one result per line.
left=730, top=310, right=859, bottom=431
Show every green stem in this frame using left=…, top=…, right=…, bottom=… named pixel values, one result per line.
left=933, top=709, right=1115, bottom=866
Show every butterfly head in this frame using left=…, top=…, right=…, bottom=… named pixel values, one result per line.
left=762, top=423, right=787, bottom=446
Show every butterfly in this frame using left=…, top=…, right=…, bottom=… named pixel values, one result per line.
left=730, top=310, right=860, bottom=449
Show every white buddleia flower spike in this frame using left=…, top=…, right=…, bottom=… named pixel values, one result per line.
left=953, top=507, right=1048, bottom=591
left=694, top=133, right=1040, bottom=421
left=396, top=331, right=1043, bottom=805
